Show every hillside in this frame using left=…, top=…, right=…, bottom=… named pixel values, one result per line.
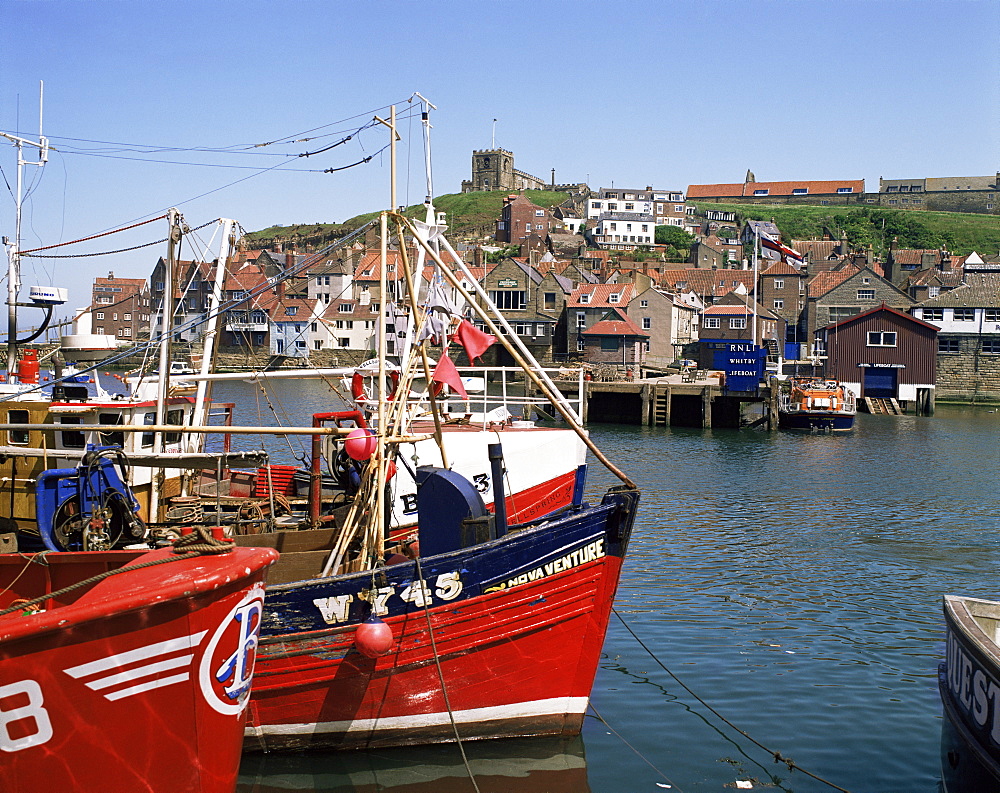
left=246, top=190, right=571, bottom=247
left=693, top=202, right=1000, bottom=257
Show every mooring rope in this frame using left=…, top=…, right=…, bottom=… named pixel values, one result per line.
left=588, top=701, right=681, bottom=790
left=0, top=528, right=234, bottom=618
left=612, top=607, right=852, bottom=793
left=413, top=553, right=481, bottom=793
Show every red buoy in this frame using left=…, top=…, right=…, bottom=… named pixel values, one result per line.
left=354, top=615, right=394, bottom=658
left=344, top=428, right=376, bottom=461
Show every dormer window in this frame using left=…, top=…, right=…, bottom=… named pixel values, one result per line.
left=837, top=187, right=854, bottom=193
left=608, top=293, right=620, bottom=303
left=753, top=189, right=769, bottom=196
left=285, top=306, right=298, bottom=316
left=579, top=294, right=591, bottom=304
left=792, top=188, right=808, bottom=195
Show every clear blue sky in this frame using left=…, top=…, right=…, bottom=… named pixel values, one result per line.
left=2, top=0, right=997, bottom=306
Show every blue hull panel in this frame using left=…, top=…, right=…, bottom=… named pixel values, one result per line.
left=778, top=411, right=855, bottom=431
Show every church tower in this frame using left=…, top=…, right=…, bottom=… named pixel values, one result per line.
left=469, top=148, right=514, bottom=192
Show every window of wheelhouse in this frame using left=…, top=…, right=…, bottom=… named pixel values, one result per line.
left=98, top=412, right=124, bottom=447
left=142, top=412, right=155, bottom=447
left=166, top=409, right=184, bottom=444
left=7, top=410, right=28, bottom=445
left=59, top=416, right=86, bottom=449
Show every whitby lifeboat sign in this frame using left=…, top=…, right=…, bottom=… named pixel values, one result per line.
left=723, top=343, right=766, bottom=391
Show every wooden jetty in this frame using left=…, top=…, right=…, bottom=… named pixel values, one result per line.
left=553, top=372, right=781, bottom=430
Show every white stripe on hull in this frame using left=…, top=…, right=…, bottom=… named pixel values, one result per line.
left=247, top=695, right=590, bottom=739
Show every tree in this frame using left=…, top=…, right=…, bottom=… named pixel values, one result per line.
left=655, top=225, right=695, bottom=249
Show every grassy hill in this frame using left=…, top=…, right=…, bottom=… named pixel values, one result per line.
left=246, top=190, right=571, bottom=247
left=693, top=202, right=1000, bottom=257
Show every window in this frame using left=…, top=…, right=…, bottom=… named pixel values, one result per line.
left=489, top=290, right=526, bottom=310
left=608, top=293, right=620, bottom=304
left=339, top=338, right=350, bottom=348
left=939, top=337, right=960, bottom=354
left=753, top=189, right=769, bottom=196
left=867, top=331, right=897, bottom=347
left=837, top=187, right=854, bottom=193
left=922, top=308, right=943, bottom=321
left=773, top=300, right=784, bottom=309
left=99, top=296, right=112, bottom=304
left=674, top=205, right=685, bottom=212
left=339, top=303, right=354, bottom=313
left=703, top=317, right=721, bottom=329
left=625, top=203, right=634, bottom=211
left=119, top=327, right=132, bottom=337
left=123, top=313, right=131, bottom=321
left=98, top=412, right=124, bottom=447
left=773, top=279, right=784, bottom=290
left=954, top=308, right=975, bottom=321
left=642, top=317, right=651, bottom=330
left=60, top=416, right=86, bottom=449
left=285, top=306, right=298, bottom=316
left=576, top=312, right=587, bottom=327
left=640, top=300, right=648, bottom=307
left=608, top=203, right=618, bottom=211
left=792, top=188, right=808, bottom=195
left=862, top=277, right=871, bottom=284
left=95, top=326, right=105, bottom=335
left=314, top=340, right=322, bottom=350
left=729, top=317, right=746, bottom=329
left=296, top=340, right=306, bottom=349
left=579, top=293, right=591, bottom=304
left=514, top=323, right=532, bottom=335
left=311, top=322, right=318, bottom=332
left=591, top=202, right=602, bottom=210
left=95, top=312, right=105, bottom=320
left=985, top=309, right=1000, bottom=322
left=8, top=410, right=28, bottom=445
left=543, top=292, right=556, bottom=310
left=535, top=210, right=544, bottom=217
left=983, top=339, right=1000, bottom=354
left=293, top=324, right=302, bottom=333
left=857, top=289, right=876, bottom=300
left=577, top=338, right=586, bottom=351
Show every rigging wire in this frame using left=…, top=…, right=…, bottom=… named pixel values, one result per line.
left=612, top=608, right=852, bottom=793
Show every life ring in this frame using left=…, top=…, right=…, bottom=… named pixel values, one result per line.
left=351, top=370, right=401, bottom=403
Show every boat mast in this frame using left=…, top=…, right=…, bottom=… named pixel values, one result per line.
left=1, top=82, right=48, bottom=377
left=752, top=225, right=759, bottom=346
left=188, top=218, right=236, bottom=447
left=150, top=209, right=183, bottom=519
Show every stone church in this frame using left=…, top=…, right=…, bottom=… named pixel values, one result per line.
left=461, top=148, right=547, bottom=193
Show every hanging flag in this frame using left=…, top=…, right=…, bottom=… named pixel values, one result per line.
left=432, top=352, right=468, bottom=400
left=416, top=312, right=449, bottom=344
left=426, top=278, right=459, bottom=316
left=454, top=319, right=496, bottom=364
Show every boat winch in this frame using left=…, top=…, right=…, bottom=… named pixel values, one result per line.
left=35, top=445, right=147, bottom=551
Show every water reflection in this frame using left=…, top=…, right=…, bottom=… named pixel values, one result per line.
left=237, top=736, right=589, bottom=793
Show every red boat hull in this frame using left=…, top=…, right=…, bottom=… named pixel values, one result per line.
left=0, top=546, right=278, bottom=793
left=245, top=488, right=639, bottom=751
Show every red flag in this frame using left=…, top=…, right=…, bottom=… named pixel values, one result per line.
left=432, top=352, right=468, bottom=399
left=454, top=319, right=495, bottom=364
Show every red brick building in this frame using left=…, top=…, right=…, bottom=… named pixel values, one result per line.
left=91, top=271, right=151, bottom=343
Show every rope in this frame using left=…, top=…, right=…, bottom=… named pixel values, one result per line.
left=22, top=219, right=216, bottom=259
left=588, top=702, right=680, bottom=790
left=18, top=214, right=168, bottom=253
left=413, top=553, right=481, bottom=793
left=612, top=608, right=852, bottom=793
left=0, top=528, right=234, bottom=618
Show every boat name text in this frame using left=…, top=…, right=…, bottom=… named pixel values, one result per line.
left=312, top=571, right=464, bottom=624
left=486, top=539, right=606, bottom=593
left=945, top=628, right=1000, bottom=747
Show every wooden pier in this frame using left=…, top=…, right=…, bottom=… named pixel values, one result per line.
left=553, top=373, right=780, bottom=430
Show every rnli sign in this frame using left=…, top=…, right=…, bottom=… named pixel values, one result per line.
left=723, top=343, right=766, bottom=391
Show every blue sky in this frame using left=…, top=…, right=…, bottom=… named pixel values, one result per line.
left=2, top=0, right=997, bottom=305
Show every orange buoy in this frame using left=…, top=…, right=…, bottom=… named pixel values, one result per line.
left=354, top=615, right=393, bottom=658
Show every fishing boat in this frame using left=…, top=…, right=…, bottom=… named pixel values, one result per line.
left=0, top=530, right=279, bottom=793
left=777, top=377, right=857, bottom=431
left=939, top=595, right=1000, bottom=793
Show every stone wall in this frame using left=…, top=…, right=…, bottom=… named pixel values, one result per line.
left=935, top=337, right=1000, bottom=402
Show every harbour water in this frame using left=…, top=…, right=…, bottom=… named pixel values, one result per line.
left=219, top=378, right=1000, bottom=793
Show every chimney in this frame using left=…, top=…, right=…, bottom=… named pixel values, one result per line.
left=286, top=251, right=295, bottom=270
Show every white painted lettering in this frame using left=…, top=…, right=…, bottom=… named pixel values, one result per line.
left=313, top=595, right=353, bottom=624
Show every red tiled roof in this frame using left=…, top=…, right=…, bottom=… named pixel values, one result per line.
left=567, top=283, right=636, bottom=308
left=582, top=316, right=648, bottom=337
left=687, top=179, right=865, bottom=198
left=760, top=261, right=801, bottom=276
left=806, top=265, right=860, bottom=298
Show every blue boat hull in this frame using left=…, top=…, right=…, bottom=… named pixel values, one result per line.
left=778, top=411, right=855, bottom=431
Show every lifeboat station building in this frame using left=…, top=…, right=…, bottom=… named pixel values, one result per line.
left=814, top=304, right=938, bottom=414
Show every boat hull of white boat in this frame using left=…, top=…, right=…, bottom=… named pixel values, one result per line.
left=939, top=595, right=1000, bottom=793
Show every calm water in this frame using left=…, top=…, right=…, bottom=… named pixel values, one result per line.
left=220, top=379, right=1000, bottom=793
